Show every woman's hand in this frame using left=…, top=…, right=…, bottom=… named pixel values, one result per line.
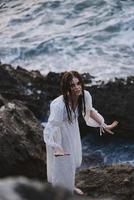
left=103, top=121, right=118, bottom=134
left=54, top=147, right=70, bottom=157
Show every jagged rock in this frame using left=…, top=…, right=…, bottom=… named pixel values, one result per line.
left=76, top=164, right=134, bottom=200
left=0, top=62, right=134, bottom=164
left=0, top=64, right=93, bottom=120
left=0, top=64, right=49, bottom=119
left=0, top=63, right=134, bottom=137
left=0, top=100, right=46, bottom=179
left=1, top=63, right=134, bottom=199
left=85, top=77, right=134, bottom=138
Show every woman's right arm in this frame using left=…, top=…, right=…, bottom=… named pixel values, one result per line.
left=43, top=102, right=69, bottom=156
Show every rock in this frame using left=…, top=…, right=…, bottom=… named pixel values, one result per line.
left=0, top=177, right=73, bottom=200
left=0, top=62, right=134, bottom=138
left=0, top=64, right=93, bottom=120
left=85, top=77, right=134, bottom=138
left=76, top=164, right=134, bottom=200
left=0, top=63, right=134, bottom=199
left=82, top=150, right=106, bottom=168
left=0, top=176, right=116, bottom=200
left=0, top=94, right=7, bottom=107
left=0, top=64, right=49, bottom=119
left=0, top=100, right=46, bottom=180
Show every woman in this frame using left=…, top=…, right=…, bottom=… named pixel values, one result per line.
left=43, top=71, right=118, bottom=195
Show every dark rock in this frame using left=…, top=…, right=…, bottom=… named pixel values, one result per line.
left=82, top=73, right=95, bottom=84
left=1, top=63, right=134, bottom=199
left=0, top=94, right=7, bottom=107
left=76, top=164, right=134, bottom=200
left=0, top=100, right=46, bottom=180
left=0, top=64, right=93, bottom=120
left=0, top=64, right=49, bottom=119
left=0, top=62, right=134, bottom=137
left=82, top=150, right=106, bottom=168
left=85, top=77, right=134, bottom=138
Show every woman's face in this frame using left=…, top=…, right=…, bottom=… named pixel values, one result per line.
left=70, top=77, right=82, bottom=97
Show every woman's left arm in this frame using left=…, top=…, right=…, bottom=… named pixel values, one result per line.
left=90, top=109, right=103, bottom=126
left=90, top=109, right=118, bottom=135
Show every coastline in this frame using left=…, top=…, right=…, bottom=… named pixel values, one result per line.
left=0, top=62, right=134, bottom=199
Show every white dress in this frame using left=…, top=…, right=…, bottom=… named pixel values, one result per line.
left=43, top=90, right=104, bottom=192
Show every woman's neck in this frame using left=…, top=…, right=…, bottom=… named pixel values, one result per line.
left=68, top=95, right=79, bottom=111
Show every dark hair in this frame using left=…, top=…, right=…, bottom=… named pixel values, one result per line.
left=60, top=71, right=86, bottom=122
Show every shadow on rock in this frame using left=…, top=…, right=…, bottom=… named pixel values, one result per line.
left=0, top=100, right=46, bottom=180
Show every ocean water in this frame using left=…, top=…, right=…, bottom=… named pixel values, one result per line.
left=0, top=0, right=134, bottom=82
left=82, top=133, right=134, bottom=168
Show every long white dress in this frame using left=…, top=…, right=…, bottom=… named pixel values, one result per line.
left=43, top=90, right=104, bottom=192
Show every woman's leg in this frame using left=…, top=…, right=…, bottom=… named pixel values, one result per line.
left=52, top=155, right=75, bottom=193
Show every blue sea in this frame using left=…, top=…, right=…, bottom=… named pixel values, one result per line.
left=82, top=133, right=134, bottom=168
left=0, top=0, right=134, bottom=167
left=0, top=0, right=134, bottom=82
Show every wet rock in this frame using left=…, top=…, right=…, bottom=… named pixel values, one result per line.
left=0, top=63, right=134, bottom=200
left=85, top=77, right=134, bottom=138
left=0, top=100, right=46, bottom=179
left=0, top=64, right=93, bottom=120
left=76, top=164, right=134, bottom=200
left=0, top=64, right=49, bottom=119
left=0, top=62, right=134, bottom=137
left=82, top=150, right=106, bottom=168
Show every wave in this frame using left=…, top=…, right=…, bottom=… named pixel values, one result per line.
left=0, top=0, right=134, bottom=80
left=82, top=132, right=134, bottom=167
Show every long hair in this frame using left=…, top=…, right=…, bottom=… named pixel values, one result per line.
left=60, top=71, right=86, bottom=122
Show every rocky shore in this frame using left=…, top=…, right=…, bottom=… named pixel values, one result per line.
left=76, top=164, right=134, bottom=200
left=0, top=62, right=134, bottom=200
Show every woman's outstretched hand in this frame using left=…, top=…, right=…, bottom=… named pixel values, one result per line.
left=104, top=121, right=118, bottom=134
left=54, top=147, right=70, bottom=157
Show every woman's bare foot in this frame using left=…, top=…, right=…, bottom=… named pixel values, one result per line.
left=74, top=187, right=84, bottom=195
